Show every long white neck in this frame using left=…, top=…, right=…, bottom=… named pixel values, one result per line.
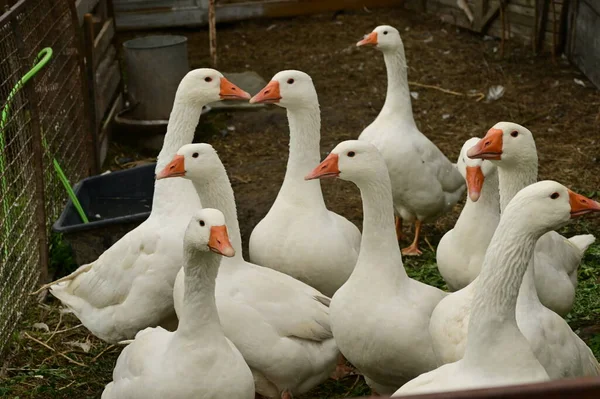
left=464, top=213, right=539, bottom=362
left=453, top=169, right=500, bottom=232
left=152, top=101, right=203, bottom=216
left=189, top=168, right=243, bottom=259
left=275, top=105, right=326, bottom=208
left=497, top=158, right=543, bottom=313
left=351, top=172, right=408, bottom=285
left=498, top=163, right=538, bottom=212
left=378, top=48, right=416, bottom=125
left=176, top=247, right=223, bottom=338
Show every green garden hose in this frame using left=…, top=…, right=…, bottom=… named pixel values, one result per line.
left=0, top=47, right=89, bottom=244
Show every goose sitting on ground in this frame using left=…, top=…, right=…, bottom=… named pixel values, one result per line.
left=248, top=70, right=361, bottom=297
left=356, top=25, right=465, bottom=256
left=38, top=70, right=250, bottom=343
left=102, top=209, right=255, bottom=399
left=436, top=137, right=500, bottom=291
left=157, top=144, right=339, bottom=399
left=306, top=140, right=446, bottom=394
left=394, top=181, right=600, bottom=396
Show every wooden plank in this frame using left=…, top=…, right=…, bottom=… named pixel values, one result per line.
left=114, top=0, right=407, bottom=30
left=98, top=94, right=122, bottom=166
left=356, top=376, right=600, bottom=399
left=76, top=0, right=100, bottom=25
left=217, top=0, right=408, bottom=23
left=95, top=62, right=120, bottom=123
left=474, top=0, right=490, bottom=22
left=426, top=3, right=473, bottom=28
left=476, top=3, right=502, bottom=32
left=93, top=18, right=115, bottom=68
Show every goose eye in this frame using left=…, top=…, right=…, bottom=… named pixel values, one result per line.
left=192, top=152, right=199, bottom=158
left=199, top=220, right=205, bottom=226
left=204, top=77, right=212, bottom=82
left=383, top=31, right=388, bottom=35
left=511, top=131, right=519, bottom=137
left=550, top=192, right=560, bottom=199
left=348, top=151, right=356, bottom=157
left=287, top=78, right=294, bottom=84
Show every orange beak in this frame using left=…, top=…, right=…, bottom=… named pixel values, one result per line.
left=156, top=154, right=185, bottom=180
left=208, top=225, right=235, bottom=257
left=568, top=190, right=600, bottom=218
left=467, top=128, right=503, bottom=160
left=357, top=31, right=378, bottom=47
left=465, top=166, right=484, bottom=202
left=249, top=80, right=281, bottom=104
left=219, top=77, right=251, bottom=100
left=305, top=153, right=340, bottom=180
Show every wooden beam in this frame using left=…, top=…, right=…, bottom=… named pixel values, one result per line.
left=535, top=0, right=550, bottom=52
left=354, top=376, right=600, bottom=399
left=115, top=0, right=406, bottom=30
left=475, top=3, right=502, bottom=33
left=93, top=18, right=115, bottom=68
left=76, top=0, right=100, bottom=26
left=215, top=0, right=407, bottom=23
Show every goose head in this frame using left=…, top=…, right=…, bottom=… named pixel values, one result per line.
left=175, top=68, right=251, bottom=106
left=249, top=70, right=317, bottom=108
left=505, top=181, right=600, bottom=235
left=357, top=25, right=403, bottom=52
left=457, top=137, right=497, bottom=202
left=305, top=140, right=386, bottom=185
left=156, top=143, right=221, bottom=182
left=185, top=208, right=235, bottom=257
left=467, top=122, right=537, bottom=169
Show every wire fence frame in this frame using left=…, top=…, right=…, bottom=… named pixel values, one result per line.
left=0, top=0, right=94, bottom=356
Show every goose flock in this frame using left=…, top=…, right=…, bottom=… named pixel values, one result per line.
left=39, top=25, right=600, bottom=398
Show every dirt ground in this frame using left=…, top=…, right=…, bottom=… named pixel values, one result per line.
left=117, top=5, right=600, bottom=251
left=3, top=5, right=600, bottom=399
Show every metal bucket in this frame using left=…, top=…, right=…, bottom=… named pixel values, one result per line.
left=122, top=35, right=189, bottom=120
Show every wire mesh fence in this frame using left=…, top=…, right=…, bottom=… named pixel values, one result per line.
left=0, top=0, right=94, bottom=356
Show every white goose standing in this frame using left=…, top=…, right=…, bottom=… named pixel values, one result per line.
left=157, top=144, right=339, bottom=399
left=40, top=70, right=250, bottom=343
left=468, top=122, right=594, bottom=316
left=102, top=209, right=254, bottom=399
left=248, top=70, right=361, bottom=297
left=394, top=181, right=600, bottom=396
left=429, top=123, right=599, bottom=379
left=356, top=25, right=465, bottom=255
left=306, top=140, right=446, bottom=394
left=436, top=137, right=500, bottom=291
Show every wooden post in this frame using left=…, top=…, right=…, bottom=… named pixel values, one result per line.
left=83, top=12, right=101, bottom=172
left=10, top=15, right=49, bottom=286
left=209, top=0, right=217, bottom=67
left=69, top=0, right=99, bottom=175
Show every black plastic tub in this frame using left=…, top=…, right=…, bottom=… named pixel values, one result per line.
left=53, top=163, right=156, bottom=265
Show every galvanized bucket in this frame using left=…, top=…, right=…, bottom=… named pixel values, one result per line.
left=122, top=35, right=189, bottom=120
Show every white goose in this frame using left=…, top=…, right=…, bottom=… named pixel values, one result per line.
left=429, top=123, right=599, bottom=379
left=395, top=181, right=600, bottom=396
left=247, top=70, right=361, bottom=297
left=468, top=122, right=594, bottom=316
left=102, top=209, right=254, bottom=399
left=40, top=70, right=249, bottom=343
left=157, top=144, right=339, bottom=399
left=306, top=140, right=446, bottom=394
left=436, top=138, right=500, bottom=291
left=356, top=25, right=465, bottom=255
